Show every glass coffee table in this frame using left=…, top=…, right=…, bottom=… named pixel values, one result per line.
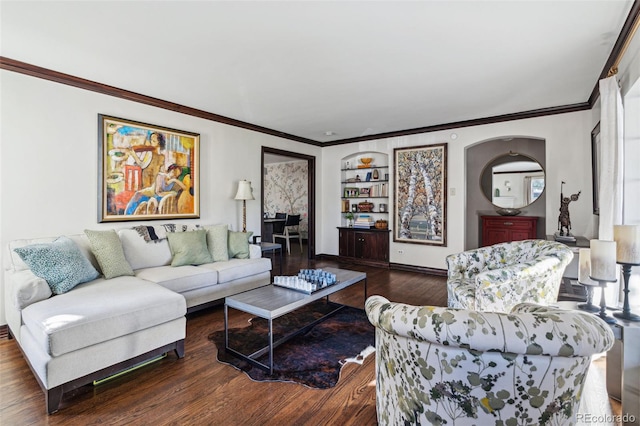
left=223, top=267, right=367, bottom=374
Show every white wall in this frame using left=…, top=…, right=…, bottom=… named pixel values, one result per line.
left=320, top=110, right=598, bottom=269
left=0, top=71, right=322, bottom=325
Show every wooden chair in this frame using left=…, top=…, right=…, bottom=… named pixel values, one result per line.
left=272, top=214, right=302, bottom=254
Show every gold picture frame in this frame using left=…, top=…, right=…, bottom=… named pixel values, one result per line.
left=98, top=115, right=200, bottom=222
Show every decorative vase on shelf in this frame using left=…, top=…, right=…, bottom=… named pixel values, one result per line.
left=373, top=169, right=379, bottom=180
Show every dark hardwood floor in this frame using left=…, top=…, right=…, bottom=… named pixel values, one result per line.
left=0, top=245, right=448, bottom=425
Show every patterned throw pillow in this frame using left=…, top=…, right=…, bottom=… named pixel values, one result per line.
left=166, top=229, right=213, bottom=266
left=84, top=229, right=135, bottom=279
left=13, top=236, right=100, bottom=295
left=205, top=224, right=229, bottom=262
left=228, top=231, right=253, bottom=259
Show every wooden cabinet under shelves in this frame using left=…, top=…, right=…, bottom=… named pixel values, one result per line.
left=338, top=227, right=390, bottom=267
left=481, top=215, right=538, bottom=246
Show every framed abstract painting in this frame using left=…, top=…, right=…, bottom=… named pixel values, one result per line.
left=394, top=143, right=447, bottom=246
left=98, top=115, right=200, bottom=222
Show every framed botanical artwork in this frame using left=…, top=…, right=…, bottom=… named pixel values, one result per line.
left=394, top=143, right=447, bottom=246
left=591, top=122, right=600, bottom=215
left=98, top=115, right=200, bottom=222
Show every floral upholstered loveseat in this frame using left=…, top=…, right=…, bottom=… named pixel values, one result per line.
left=446, top=239, right=573, bottom=313
left=365, top=295, right=614, bottom=426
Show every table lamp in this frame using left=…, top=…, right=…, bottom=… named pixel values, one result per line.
left=234, top=180, right=254, bottom=233
left=613, top=225, right=640, bottom=321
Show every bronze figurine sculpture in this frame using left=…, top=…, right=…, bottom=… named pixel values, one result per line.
left=558, top=181, right=581, bottom=236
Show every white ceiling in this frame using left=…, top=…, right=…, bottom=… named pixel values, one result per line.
left=1, top=1, right=634, bottom=144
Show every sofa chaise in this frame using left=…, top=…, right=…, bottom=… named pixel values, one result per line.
left=4, top=223, right=271, bottom=413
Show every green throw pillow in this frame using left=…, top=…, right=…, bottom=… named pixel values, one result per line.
left=13, top=236, right=99, bottom=295
left=205, top=224, right=229, bottom=262
left=84, top=229, right=134, bottom=279
left=167, top=230, right=213, bottom=266
left=228, top=231, right=253, bottom=259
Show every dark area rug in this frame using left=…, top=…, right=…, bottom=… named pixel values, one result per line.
left=208, top=301, right=375, bottom=389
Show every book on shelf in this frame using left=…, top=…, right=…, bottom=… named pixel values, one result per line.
left=367, top=182, right=388, bottom=197
left=354, top=214, right=374, bottom=228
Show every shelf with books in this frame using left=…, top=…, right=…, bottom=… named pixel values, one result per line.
left=340, top=152, right=390, bottom=227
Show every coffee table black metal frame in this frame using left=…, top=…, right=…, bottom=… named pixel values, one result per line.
left=223, top=267, right=367, bottom=375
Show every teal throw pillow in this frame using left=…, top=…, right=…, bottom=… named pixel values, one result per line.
left=84, top=229, right=134, bottom=279
left=205, top=224, right=229, bottom=262
left=167, top=230, right=213, bottom=266
left=228, top=231, right=253, bottom=259
left=13, top=236, right=100, bottom=295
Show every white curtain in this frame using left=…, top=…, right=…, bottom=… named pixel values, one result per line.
left=598, top=75, right=624, bottom=305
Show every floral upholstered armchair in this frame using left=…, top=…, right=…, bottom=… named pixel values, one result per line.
left=365, top=295, right=614, bottom=426
left=446, top=239, right=573, bottom=313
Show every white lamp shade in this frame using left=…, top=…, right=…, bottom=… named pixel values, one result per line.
left=613, top=224, right=640, bottom=264
left=590, top=239, right=617, bottom=281
left=234, top=180, right=254, bottom=201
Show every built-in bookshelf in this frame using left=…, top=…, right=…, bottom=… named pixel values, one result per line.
left=340, top=152, right=390, bottom=228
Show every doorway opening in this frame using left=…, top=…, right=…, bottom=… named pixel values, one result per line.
left=261, top=147, right=316, bottom=259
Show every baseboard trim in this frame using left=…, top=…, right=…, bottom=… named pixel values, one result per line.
left=389, top=263, right=447, bottom=276
left=316, top=254, right=447, bottom=276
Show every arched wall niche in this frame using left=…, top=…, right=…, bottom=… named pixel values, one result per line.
left=464, top=136, right=546, bottom=250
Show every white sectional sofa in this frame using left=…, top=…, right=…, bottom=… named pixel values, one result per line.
left=4, top=223, right=271, bottom=414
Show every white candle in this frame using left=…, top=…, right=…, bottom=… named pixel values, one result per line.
left=578, top=249, right=597, bottom=285
left=614, top=225, right=640, bottom=264
left=590, top=240, right=617, bottom=281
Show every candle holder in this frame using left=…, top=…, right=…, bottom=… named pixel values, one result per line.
left=613, top=262, right=640, bottom=322
left=590, top=276, right=617, bottom=324
left=577, top=282, right=600, bottom=312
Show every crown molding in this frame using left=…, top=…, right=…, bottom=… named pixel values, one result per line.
left=0, top=56, right=322, bottom=147
left=322, top=103, right=590, bottom=146
left=588, top=0, right=640, bottom=107
left=0, top=56, right=592, bottom=147
left=3, top=0, right=638, bottom=153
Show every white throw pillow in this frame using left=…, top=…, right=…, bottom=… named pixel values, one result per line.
left=118, top=229, right=172, bottom=270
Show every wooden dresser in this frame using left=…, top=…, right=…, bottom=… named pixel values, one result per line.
left=481, top=215, right=538, bottom=246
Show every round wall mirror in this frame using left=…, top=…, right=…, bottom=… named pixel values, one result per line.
left=480, top=152, right=545, bottom=211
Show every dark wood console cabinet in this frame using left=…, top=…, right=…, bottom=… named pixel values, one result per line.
left=338, top=227, right=390, bottom=267
left=481, top=216, right=538, bottom=246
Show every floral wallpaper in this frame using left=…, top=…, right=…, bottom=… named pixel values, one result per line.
left=264, top=160, right=308, bottom=237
